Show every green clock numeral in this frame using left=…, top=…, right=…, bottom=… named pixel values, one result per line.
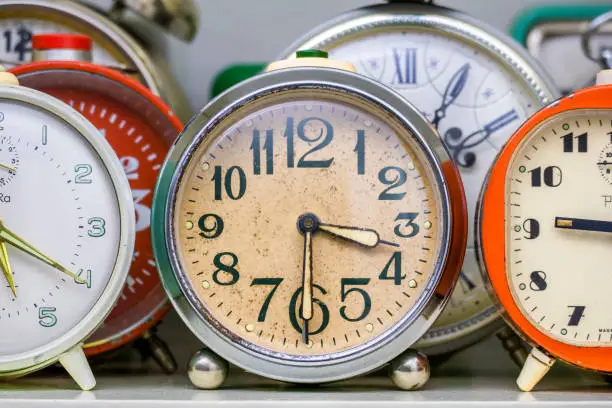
left=87, top=217, right=106, bottom=237
left=38, top=307, right=57, bottom=327
left=285, top=116, right=334, bottom=168
left=340, top=278, right=371, bottom=322
left=74, top=164, right=92, bottom=184
left=379, top=251, right=405, bottom=285
left=251, top=277, right=283, bottom=322
left=394, top=212, right=419, bottom=238
left=354, top=129, right=365, bottom=175
left=378, top=166, right=407, bottom=200
left=75, top=269, right=92, bottom=288
left=212, top=166, right=247, bottom=200
left=212, top=252, right=240, bottom=285
left=251, top=129, right=274, bottom=175
left=288, top=285, right=330, bottom=336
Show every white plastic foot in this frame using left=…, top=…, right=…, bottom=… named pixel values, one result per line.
left=59, top=345, right=96, bottom=391
left=516, top=348, right=555, bottom=392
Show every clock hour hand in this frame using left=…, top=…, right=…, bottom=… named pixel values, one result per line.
left=318, top=223, right=399, bottom=248
left=431, top=63, right=470, bottom=128
left=0, top=220, right=84, bottom=283
left=555, top=217, right=612, bottom=233
left=0, top=241, right=15, bottom=296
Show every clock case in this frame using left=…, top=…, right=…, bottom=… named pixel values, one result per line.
left=477, top=84, right=612, bottom=386
left=152, top=65, right=467, bottom=387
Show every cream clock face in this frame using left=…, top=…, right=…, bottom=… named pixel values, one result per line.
left=325, top=29, right=540, bottom=337
left=0, top=100, right=121, bottom=356
left=172, top=91, right=447, bottom=357
left=506, top=110, right=612, bottom=346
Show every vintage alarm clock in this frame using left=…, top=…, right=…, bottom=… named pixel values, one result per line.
left=152, top=51, right=467, bottom=389
left=478, top=69, right=612, bottom=391
left=277, top=0, right=559, bottom=359
left=0, top=68, right=134, bottom=390
left=9, top=33, right=183, bottom=373
left=0, top=0, right=195, bottom=121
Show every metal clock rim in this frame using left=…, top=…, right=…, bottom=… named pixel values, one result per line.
left=0, top=84, right=135, bottom=374
left=0, top=0, right=161, bottom=95
left=153, top=66, right=463, bottom=383
left=276, top=1, right=559, bottom=355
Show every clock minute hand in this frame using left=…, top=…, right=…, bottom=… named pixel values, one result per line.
left=0, top=241, right=15, bottom=296
left=0, top=221, right=85, bottom=283
left=555, top=217, right=612, bottom=233
left=318, top=223, right=399, bottom=248
left=432, top=63, right=470, bottom=128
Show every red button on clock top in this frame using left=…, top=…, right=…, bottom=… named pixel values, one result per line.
left=10, top=60, right=183, bottom=365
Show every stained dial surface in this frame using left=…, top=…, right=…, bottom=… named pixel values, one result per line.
left=173, top=93, right=446, bottom=357
left=0, top=99, right=120, bottom=356
left=507, top=111, right=612, bottom=346
left=324, top=29, right=541, bottom=343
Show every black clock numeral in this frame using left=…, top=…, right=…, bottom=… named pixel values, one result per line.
left=379, top=251, right=405, bottom=285
left=3, top=27, right=32, bottom=62
left=354, top=129, right=365, bottom=175
left=561, top=132, right=588, bottom=153
left=251, top=278, right=283, bottom=322
left=288, top=285, right=330, bottom=335
left=340, top=278, right=371, bottom=322
left=286, top=116, right=334, bottom=168
left=567, top=305, right=586, bottom=326
left=212, top=252, right=240, bottom=286
left=251, top=129, right=274, bottom=175
left=378, top=166, right=407, bottom=200
left=529, top=166, right=562, bottom=187
left=212, top=165, right=247, bottom=200
left=529, top=271, right=547, bottom=291
left=394, top=212, right=419, bottom=238
left=198, top=214, right=224, bottom=239
left=523, top=218, right=540, bottom=239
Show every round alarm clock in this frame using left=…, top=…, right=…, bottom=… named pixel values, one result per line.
left=478, top=69, right=612, bottom=391
left=0, top=0, right=193, bottom=121
left=152, top=51, right=467, bottom=389
left=0, top=68, right=134, bottom=390
left=9, top=33, right=183, bottom=372
left=279, top=0, right=558, bottom=357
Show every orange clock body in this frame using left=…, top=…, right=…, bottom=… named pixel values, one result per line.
left=480, top=84, right=612, bottom=372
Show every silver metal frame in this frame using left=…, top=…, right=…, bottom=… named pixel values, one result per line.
left=0, top=0, right=191, bottom=121
left=0, top=84, right=135, bottom=375
left=277, top=1, right=559, bottom=356
left=155, top=66, right=461, bottom=383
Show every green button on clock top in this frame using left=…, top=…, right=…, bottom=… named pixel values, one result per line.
left=296, top=49, right=328, bottom=59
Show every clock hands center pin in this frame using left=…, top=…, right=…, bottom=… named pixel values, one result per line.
left=0, top=219, right=85, bottom=283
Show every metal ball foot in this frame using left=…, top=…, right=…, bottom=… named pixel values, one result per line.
left=389, top=349, right=430, bottom=390
left=188, top=348, right=229, bottom=389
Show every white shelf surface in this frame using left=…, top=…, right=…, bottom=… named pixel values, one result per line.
left=2, top=369, right=612, bottom=407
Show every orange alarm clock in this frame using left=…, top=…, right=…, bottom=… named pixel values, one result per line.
left=11, top=34, right=183, bottom=372
left=478, top=69, right=612, bottom=391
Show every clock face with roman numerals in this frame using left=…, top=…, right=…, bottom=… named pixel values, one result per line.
left=286, top=20, right=552, bottom=348
left=506, top=110, right=612, bottom=346
left=171, top=89, right=450, bottom=358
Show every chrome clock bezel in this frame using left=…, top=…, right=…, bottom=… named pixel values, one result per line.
left=278, top=2, right=559, bottom=355
left=0, top=84, right=135, bottom=375
left=153, top=66, right=462, bottom=383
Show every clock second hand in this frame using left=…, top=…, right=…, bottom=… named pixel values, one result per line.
left=0, top=241, right=15, bottom=296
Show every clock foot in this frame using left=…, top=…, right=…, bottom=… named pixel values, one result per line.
left=136, top=329, right=178, bottom=374
left=188, top=348, right=228, bottom=389
left=389, top=349, right=430, bottom=390
left=497, top=326, right=529, bottom=367
left=59, top=346, right=96, bottom=391
left=516, top=348, right=555, bottom=391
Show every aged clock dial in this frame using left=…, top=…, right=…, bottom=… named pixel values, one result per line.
left=175, top=94, right=445, bottom=355
left=506, top=111, right=612, bottom=346
left=280, top=2, right=557, bottom=353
